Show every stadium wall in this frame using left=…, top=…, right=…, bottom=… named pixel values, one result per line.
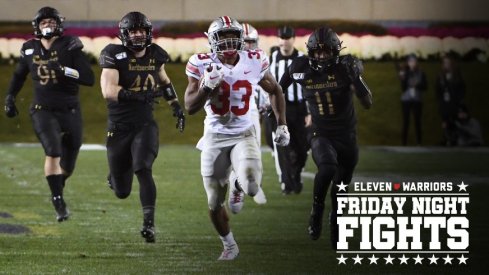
left=0, top=0, right=488, bottom=22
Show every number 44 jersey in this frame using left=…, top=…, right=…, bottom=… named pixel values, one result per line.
left=186, top=50, right=269, bottom=135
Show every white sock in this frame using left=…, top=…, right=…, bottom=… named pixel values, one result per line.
left=219, top=231, right=236, bottom=247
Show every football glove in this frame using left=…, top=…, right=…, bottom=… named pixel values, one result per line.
left=4, top=94, right=19, bottom=118
left=45, top=61, right=65, bottom=79
left=171, top=102, right=185, bottom=133
left=274, top=125, right=290, bottom=147
left=44, top=61, right=80, bottom=80
left=340, top=55, right=363, bottom=82
left=203, top=64, right=224, bottom=90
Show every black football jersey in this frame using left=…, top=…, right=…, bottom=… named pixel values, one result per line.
left=99, top=44, right=169, bottom=124
left=9, top=36, right=94, bottom=108
left=280, top=55, right=364, bottom=136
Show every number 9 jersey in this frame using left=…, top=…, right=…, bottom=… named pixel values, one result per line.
left=186, top=50, right=269, bottom=135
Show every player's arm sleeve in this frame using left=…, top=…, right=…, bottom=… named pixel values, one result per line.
left=70, top=49, right=95, bottom=86
left=157, top=64, right=179, bottom=103
left=185, top=55, right=202, bottom=80
left=353, top=76, right=372, bottom=109
left=278, top=63, right=293, bottom=92
left=259, top=51, right=270, bottom=79
left=6, top=48, right=30, bottom=97
left=184, top=55, right=210, bottom=115
left=342, top=55, right=372, bottom=109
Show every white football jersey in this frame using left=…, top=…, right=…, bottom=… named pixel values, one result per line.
left=186, top=50, right=269, bottom=135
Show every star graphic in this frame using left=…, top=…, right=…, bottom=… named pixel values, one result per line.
left=384, top=254, right=394, bottom=265
left=353, top=254, right=363, bottom=265
left=337, top=181, right=348, bottom=192
left=368, top=254, right=378, bottom=265
left=458, top=254, right=468, bottom=265
left=337, top=254, right=347, bottom=265
left=399, top=254, right=409, bottom=264
left=413, top=254, right=423, bottom=264
left=457, top=181, right=468, bottom=192
left=443, top=254, right=453, bottom=264
left=429, top=254, right=438, bottom=265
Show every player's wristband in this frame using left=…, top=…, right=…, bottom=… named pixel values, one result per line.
left=63, top=66, right=80, bottom=79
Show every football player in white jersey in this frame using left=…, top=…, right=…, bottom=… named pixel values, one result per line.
left=184, top=16, right=289, bottom=260
left=228, top=22, right=269, bottom=205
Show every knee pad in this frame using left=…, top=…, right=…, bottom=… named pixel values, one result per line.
left=60, top=148, right=80, bottom=174
left=115, top=190, right=131, bottom=199
left=39, top=132, right=62, bottom=157
left=235, top=160, right=261, bottom=197
left=316, top=163, right=337, bottom=186
left=111, top=172, right=133, bottom=199
left=332, top=166, right=354, bottom=187
left=203, top=176, right=227, bottom=211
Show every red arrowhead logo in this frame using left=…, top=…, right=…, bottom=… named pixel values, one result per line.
left=393, top=183, right=401, bottom=191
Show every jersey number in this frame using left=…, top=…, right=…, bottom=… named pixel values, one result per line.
left=315, top=91, right=335, bottom=115
left=38, top=65, right=58, bottom=85
left=211, top=80, right=252, bottom=116
left=129, top=75, right=156, bottom=92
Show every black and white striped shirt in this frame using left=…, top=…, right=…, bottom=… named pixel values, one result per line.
left=270, top=48, right=304, bottom=103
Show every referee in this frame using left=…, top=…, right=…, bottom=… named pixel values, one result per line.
left=266, top=26, right=310, bottom=194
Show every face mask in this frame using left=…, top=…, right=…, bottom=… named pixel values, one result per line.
left=42, top=27, right=53, bottom=37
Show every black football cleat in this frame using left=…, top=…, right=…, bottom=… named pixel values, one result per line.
left=308, top=202, right=324, bottom=240
left=52, top=196, right=70, bottom=222
left=140, top=225, right=155, bottom=243
left=293, top=182, right=303, bottom=194
left=281, top=183, right=293, bottom=195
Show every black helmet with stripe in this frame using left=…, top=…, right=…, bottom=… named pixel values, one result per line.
left=306, top=27, right=343, bottom=71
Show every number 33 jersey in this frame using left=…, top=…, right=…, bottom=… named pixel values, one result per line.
left=186, top=50, right=269, bottom=135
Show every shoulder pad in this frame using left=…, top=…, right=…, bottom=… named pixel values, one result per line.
left=99, top=44, right=125, bottom=68
left=149, top=44, right=170, bottom=63
left=340, top=54, right=363, bottom=80
left=22, top=39, right=37, bottom=48
left=186, top=53, right=214, bottom=79
left=100, top=44, right=127, bottom=58
left=67, top=36, right=84, bottom=51
left=20, top=39, right=38, bottom=58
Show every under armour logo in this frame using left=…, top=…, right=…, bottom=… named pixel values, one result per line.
left=328, top=75, right=335, bottom=80
left=107, top=132, right=113, bottom=137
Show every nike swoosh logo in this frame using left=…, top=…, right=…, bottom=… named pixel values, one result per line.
left=244, top=71, right=252, bottom=74
left=209, top=76, right=219, bottom=80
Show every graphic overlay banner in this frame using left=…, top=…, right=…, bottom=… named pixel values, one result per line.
left=335, top=181, right=469, bottom=265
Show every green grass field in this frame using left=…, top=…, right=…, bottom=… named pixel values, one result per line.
left=1, top=144, right=488, bottom=274
left=1, top=61, right=488, bottom=146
